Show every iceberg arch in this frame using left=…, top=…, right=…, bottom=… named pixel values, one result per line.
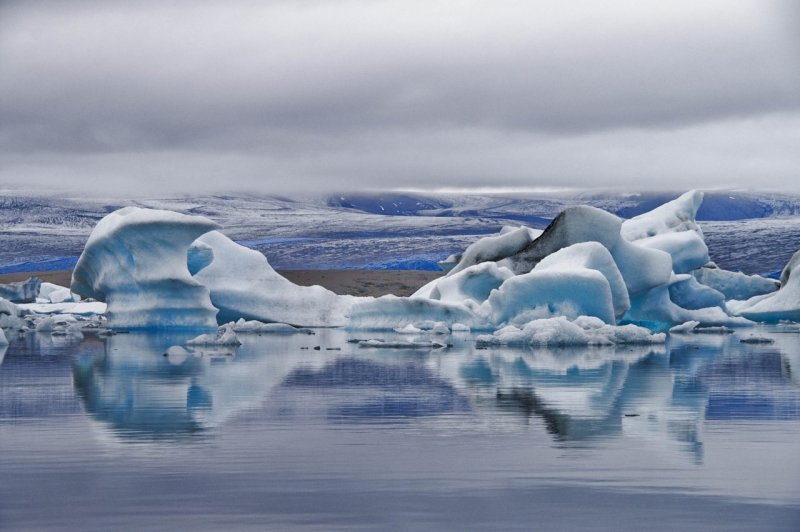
left=71, top=207, right=220, bottom=330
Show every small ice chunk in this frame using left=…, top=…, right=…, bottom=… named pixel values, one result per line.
left=231, top=319, right=314, bottom=334
left=475, top=316, right=665, bottom=346
left=430, top=323, right=450, bottom=335
left=669, top=321, right=700, bottom=334
left=186, top=323, right=241, bottom=346
left=358, top=339, right=447, bottom=349
left=394, top=324, right=423, bottom=334
left=739, top=335, right=774, bottom=344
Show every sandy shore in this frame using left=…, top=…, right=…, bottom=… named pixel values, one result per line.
left=0, top=269, right=441, bottom=298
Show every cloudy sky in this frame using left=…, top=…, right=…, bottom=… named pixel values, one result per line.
left=1, top=0, right=798, bottom=195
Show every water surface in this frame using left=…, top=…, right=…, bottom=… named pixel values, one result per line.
left=1, top=326, right=799, bottom=530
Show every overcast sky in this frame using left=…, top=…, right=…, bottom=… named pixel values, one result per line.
left=1, top=0, right=798, bottom=195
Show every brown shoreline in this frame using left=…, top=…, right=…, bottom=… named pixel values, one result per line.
left=0, top=269, right=442, bottom=298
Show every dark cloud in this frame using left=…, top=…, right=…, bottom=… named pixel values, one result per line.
left=1, top=0, right=798, bottom=194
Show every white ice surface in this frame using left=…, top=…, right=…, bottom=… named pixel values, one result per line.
left=231, top=319, right=314, bottom=334
left=186, top=323, right=242, bottom=346
left=17, top=301, right=107, bottom=316
left=730, top=249, right=800, bottom=322
left=535, top=242, right=630, bottom=320
left=691, top=267, right=778, bottom=301
left=193, top=231, right=363, bottom=327
left=621, top=190, right=709, bottom=275
left=448, top=226, right=541, bottom=275
left=419, top=262, right=514, bottom=308
left=483, top=268, right=617, bottom=326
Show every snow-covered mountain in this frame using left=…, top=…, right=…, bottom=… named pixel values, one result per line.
left=1, top=189, right=799, bottom=275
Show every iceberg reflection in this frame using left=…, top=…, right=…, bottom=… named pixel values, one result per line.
left=68, top=327, right=800, bottom=455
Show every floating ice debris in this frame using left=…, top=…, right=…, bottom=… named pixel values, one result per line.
left=739, top=335, right=775, bottom=344
left=186, top=323, right=241, bottom=346
left=430, top=323, right=450, bottom=334
left=394, top=324, right=423, bottom=334
left=17, top=302, right=107, bottom=316
left=475, top=316, right=666, bottom=347
left=230, top=318, right=314, bottom=334
left=669, top=321, right=700, bottom=334
left=691, top=326, right=733, bottom=334
left=451, top=323, right=471, bottom=332
left=358, top=339, right=448, bottom=349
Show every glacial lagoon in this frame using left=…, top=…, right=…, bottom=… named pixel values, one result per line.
left=1, top=326, right=799, bottom=531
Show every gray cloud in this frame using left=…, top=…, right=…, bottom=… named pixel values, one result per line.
left=1, top=0, right=799, bottom=194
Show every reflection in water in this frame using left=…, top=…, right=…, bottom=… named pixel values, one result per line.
left=63, top=326, right=800, bottom=458
left=2, top=324, right=800, bottom=530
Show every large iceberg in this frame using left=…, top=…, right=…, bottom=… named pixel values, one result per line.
left=192, top=231, right=361, bottom=327
left=62, top=190, right=795, bottom=334
left=71, top=207, right=220, bottom=329
left=406, top=190, right=756, bottom=331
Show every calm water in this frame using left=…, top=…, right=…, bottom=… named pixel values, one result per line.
left=1, top=326, right=799, bottom=531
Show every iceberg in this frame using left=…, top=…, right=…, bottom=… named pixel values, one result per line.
left=0, top=276, right=41, bottom=303
left=60, top=189, right=780, bottom=334
left=473, top=205, right=672, bottom=296
left=500, top=206, right=624, bottom=274
left=192, top=231, right=361, bottom=327
left=71, top=207, right=220, bottom=330
left=729, top=249, right=800, bottom=322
